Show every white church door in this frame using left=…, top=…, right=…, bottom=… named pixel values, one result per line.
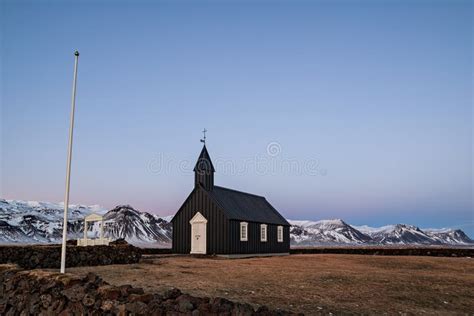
left=189, top=212, right=207, bottom=254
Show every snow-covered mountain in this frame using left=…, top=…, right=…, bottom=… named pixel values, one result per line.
left=353, top=224, right=473, bottom=245
left=0, top=199, right=171, bottom=246
left=0, top=199, right=472, bottom=246
left=0, top=199, right=104, bottom=243
left=103, top=205, right=171, bottom=245
left=355, top=224, right=437, bottom=245
left=289, top=219, right=372, bottom=245
left=424, top=228, right=473, bottom=245
left=291, top=220, right=473, bottom=246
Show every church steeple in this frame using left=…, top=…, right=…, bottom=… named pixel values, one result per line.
left=194, top=144, right=215, bottom=191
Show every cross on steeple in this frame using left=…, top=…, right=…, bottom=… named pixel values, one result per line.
left=200, top=128, right=207, bottom=144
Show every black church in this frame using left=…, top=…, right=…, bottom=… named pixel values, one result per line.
left=172, top=144, right=290, bottom=256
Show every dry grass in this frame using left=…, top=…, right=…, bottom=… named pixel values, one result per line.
left=67, top=254, right=474, bottom=314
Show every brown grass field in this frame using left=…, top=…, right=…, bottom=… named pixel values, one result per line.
left=67, top=254, right=474, bottom=315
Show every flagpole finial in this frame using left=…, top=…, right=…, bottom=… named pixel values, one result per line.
left=74, top=51, right=79, bottom=56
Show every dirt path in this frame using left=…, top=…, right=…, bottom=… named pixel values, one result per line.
left=67, top=254, right=474, bottom=314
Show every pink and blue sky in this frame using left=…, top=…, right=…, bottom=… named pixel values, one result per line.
left=1, top=0, right=472, bottom=235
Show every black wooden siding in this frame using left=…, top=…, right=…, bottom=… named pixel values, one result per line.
left=172, top=187, right=229, bottom=254
left=195, top=172, right=214, bottom=191
left=228, top=221, right=290, bottom=254
left=173, top=187, right=290, bottom=254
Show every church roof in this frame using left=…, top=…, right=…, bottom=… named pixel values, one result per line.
left=209, top=186, right=290, bottom=226
left=193, top=145, right=215, bottom=172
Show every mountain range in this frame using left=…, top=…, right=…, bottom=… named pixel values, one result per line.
left=288, top=219, right=472, bottom=246
left=0, top=199, right=472, bottom=247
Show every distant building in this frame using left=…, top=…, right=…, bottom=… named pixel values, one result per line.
left=172, top=144, right=290, bottom=256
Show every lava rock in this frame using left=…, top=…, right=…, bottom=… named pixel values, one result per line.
left=82, top=293, right=96, bottom=307
left=110, top=238, right=128, bottom=245
left=126, top=301, right=149, bottom=314
left=163, top=288, right=182, bottom=300
left=62, top=284, right=85, bottom=302
left=40, top=294, right=52, bottom=308
left=0, top=244, right=141, bottom=269
left=0, top=266, right=300, bottom=315
left=129, top=293, right=154, bottom=304
left=176, top=294, right=195, bottom=312
left=97, top=285, right=121, bottom=300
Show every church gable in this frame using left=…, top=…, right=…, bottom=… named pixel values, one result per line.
left=172, top=185, right=229, bottom=254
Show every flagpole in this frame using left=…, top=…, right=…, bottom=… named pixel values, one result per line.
left=60, top=50, right=79, bottom=274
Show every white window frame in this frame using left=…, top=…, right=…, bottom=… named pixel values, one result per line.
left=240, top=222, right=248, bottom=241
left=260, top=224, right=267, bottom=242
left=277, top=225, right=283, bottom=242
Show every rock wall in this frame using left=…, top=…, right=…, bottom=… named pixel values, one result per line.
left=0, top=265, right=298, bottom=315
left=290, top=247, right=474, bottom=257
left=140, top=247, right=173, bottom=255
left=141, top=247, right=474, bottom=257
left=0, top=244, right=141, bottom=269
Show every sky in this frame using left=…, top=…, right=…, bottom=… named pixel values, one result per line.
left=1, top=0, right=472, bottom=235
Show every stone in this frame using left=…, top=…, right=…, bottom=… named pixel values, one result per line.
left=50, top=286, right=63, bottom=299
left=125, top=301, right=148, bottom=314
left=210, top=297, right=234, bottom=313
left=100, top=300, right=116, bottom=311
left=129, top=287, right=145, bottom=295
left=176, top=294, right=194, bottom=312
left=84, top=272, right=101, bottom=285
left=152, top=293, right=164, bottom=302
left=117, top=303, right=127, bottom=316
left=27, top=293, right=40, bottom=315
left=51, top=298, right=67, bottom=314
left=160, top=298, right=177, bottom=312
left=129, top=293, right=154, bottom=304
left=256, top=305, right=270, bottom=314
left=82, top=293, right=96, bottom=307
left=5, top=307, right=16, bottom=316
left=0, top=301, right=6, bottom=314
left=0, top=266, right=297, bottom=316
left=110, top=238, right=128, bottom=245
left=62, top=284, right=85, bottom=302
left=232, top=302, right=255, bottom=315
left=66, top=301, right=86, bottom=315
left=56, top=274, right=83, bottom=288
left=93, top=298, right=103, bottom=310
left=163, top=288, right=182, bottom=300
left=0, top=244, right=141, bottom=269
left=40, top=294, right=52, bottom=308
left=197, top=302, right=212, bottom=313
left=40, top=280, right=57, bottom=293
left=97, top=285, right=121, bottom=300
left=119, top=284, right=133, bottom=297
left=149, top=307, right=166, bottom=316
left=148, top=299, right=166, bottom=315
